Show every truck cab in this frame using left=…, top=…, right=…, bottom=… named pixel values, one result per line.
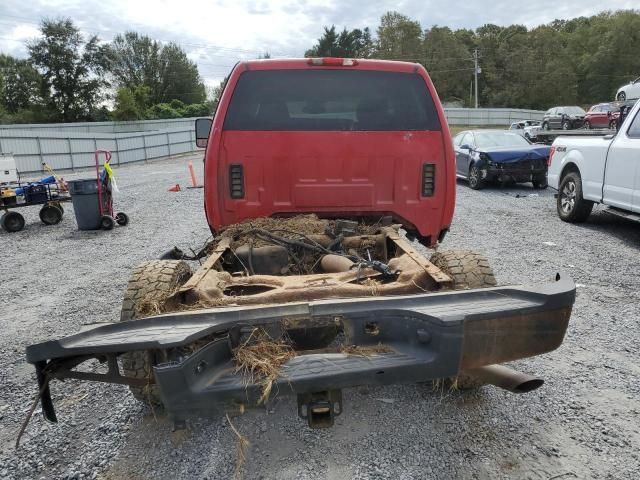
left=548, top=99, right=640, bottom=222
left=196, top=58, right=455, bottom=246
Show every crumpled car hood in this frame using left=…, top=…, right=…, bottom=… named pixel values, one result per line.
left=478, top=146, right=550, bottom=163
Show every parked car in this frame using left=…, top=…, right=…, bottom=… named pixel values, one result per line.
left=541, top=106, right=586, bottom=130
left=583, top=103, right=618, bottom=129
left=616, top=76, right=640, bottom=101
left=508, top=120, right=542, bottom=141
left=548, top=96, right=640, bottom=222
left=453, top=130, right=550, bottom=190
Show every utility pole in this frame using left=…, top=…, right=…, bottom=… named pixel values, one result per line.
left=473, top=48, right=479, bottom=109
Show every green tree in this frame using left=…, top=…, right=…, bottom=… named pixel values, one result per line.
left=28, top=19, right=110, bottom=122
left=0, top=54, right=44, bottom=113
left=180, top=102, right=212, bottom=117
left=305, top=26, right=374, bottom=58
left=422, top=27, right=473, bottom=104
left=146, top=103, right=180, bottom=119
left=210, top=76, right=229, bottom=108
left=112, top=84, right=150, bottom=121
left=107, top=33, right=206, bottom=105
left=107, top=32, right=162, bottom=98
left=376, top=12, right=423, bottom=60
left=159, top=43, right=206, bottom=104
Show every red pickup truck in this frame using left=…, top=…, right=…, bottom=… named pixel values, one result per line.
left=27, top=58, right=574, bottom=430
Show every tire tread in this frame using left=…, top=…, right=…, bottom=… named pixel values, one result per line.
left=120, top=260, right=191, bottom=405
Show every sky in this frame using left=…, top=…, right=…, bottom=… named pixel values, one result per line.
left=0, top=0, right=637, bottom=89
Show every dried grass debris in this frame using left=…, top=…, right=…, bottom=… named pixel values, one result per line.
left=232, top=329, right=295, bottom=404
left=226, top=413, right=250, bottom=480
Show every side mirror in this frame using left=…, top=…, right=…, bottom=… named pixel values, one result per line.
left=460, top=144, right=472, bottom=150
left=195, top=118, right=212, bottom=148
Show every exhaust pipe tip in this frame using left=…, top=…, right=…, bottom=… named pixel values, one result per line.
left=465, top=365, right=544, bottom=394
left=511, top=377, right=544, bottom=394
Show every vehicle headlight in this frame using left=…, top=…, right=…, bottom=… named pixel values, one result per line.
left=479, top=152, right=493, bottom=165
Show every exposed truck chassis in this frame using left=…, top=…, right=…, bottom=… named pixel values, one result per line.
left=26, top=222, right=575, bottom=429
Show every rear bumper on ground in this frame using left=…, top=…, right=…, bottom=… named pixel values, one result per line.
left=26, top=274, right=575, bottom=425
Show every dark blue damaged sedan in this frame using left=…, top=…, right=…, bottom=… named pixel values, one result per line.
left=453, top=130, right=551, bottom=190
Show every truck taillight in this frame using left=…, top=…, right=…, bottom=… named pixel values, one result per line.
left=422, top=163, right=435, bottom=197
left=229, top=164, right=244, bottom=199
left=307, top=57, right=358, bottom=67
left=547, top=146, right=555, bottom=167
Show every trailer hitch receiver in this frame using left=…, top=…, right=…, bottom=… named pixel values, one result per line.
left=297, top=390, right=343, bottom=428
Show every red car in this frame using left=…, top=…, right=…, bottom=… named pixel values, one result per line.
left=584, top=103, right=618, bottom=129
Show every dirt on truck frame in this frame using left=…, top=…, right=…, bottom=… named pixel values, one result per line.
left=24, top=58, right=575, bottom=434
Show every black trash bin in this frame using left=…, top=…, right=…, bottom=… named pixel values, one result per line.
left=68, top=179, right=101, bottom=230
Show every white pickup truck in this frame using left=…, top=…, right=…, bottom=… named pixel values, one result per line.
left=548, top=99, right=640, bottom=222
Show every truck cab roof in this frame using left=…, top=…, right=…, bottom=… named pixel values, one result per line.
left=238, top=58, right=423, bottom=73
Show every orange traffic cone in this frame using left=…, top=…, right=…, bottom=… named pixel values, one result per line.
left=168, top=184, right=181, bottom=192
left=187, top=160, right=203, bottom=189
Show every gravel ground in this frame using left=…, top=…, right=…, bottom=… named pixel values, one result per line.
left=1, top=154, right=639, bottom=480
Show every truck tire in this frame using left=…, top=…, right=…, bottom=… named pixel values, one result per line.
left=557, top=172, right=593, bottom=223
left=430, top=250, right=497, bottom=390
left=430, top=250, right=497, bottom=290
left=120, top=260, right=192, bottom=405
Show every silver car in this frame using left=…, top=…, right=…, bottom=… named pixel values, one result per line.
left=508, top=120, right=542, bottom=141
left=616, top=76, right=640, bottom=101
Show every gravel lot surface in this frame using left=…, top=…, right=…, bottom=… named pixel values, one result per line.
left=1, top=154, right=639, bottom=480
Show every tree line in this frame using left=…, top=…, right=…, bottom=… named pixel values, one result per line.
left=306, top=10, right=640, bottom=109
left=1, top=11, right=638, bottom=124
left=0, top=19, right=215, bottom=124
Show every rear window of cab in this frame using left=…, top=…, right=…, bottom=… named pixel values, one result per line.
left=223, top=69, right=441, bottom=131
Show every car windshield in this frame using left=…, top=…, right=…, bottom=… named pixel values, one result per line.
left=224, top=69, right=441, bottom=131
left=475, top=132, right=531, bottom=148
left=564, top=107, right=586, bottom=115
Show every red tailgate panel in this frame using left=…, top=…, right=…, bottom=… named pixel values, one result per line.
left=211, top=130, right=448, bottom=242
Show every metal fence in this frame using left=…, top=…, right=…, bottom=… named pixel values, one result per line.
left=0, top=127, right=197, bottom=173
left=0, top=109, right=546, bottom=174
left=0, top=117, right=199, bottom=134
left=443, top=108, right=544, bottom=126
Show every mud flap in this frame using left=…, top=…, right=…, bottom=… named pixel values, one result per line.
left=297, top=390, right=343, bottom=428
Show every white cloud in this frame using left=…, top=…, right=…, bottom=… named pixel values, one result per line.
left=0, top=0, right=637, bottom=84
left=0, top=23, right=41, bottom=57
